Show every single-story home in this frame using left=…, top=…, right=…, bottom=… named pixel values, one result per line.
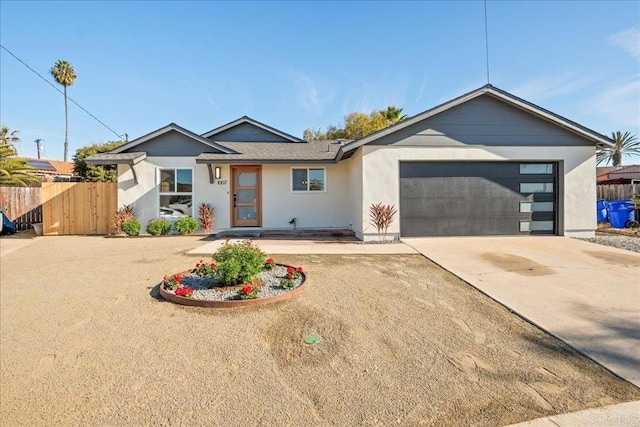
left=87, top=84, right=613, bottom=239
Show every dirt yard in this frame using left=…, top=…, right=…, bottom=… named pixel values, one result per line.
left=1, top=236, right=638, bottom=426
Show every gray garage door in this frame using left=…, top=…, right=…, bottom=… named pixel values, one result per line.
left=399, top=162, right=557, bottom=237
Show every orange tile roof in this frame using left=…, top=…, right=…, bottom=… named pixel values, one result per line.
left=47, top=160, right=76, bottom=175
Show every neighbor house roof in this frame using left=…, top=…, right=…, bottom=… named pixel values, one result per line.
left=25, top=159, right=76, bottom=175
left=196, top=141, right=342, bottom=164
left=111, top=123, right=236, bottom=154
left=596, top=164, right=640, bottom=184
left=201, top=116, right=303, bottom=142
left=338, top=84, right=615, bottom=160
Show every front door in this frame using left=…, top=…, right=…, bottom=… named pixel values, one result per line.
left=231, top=166, right=261, bottom=227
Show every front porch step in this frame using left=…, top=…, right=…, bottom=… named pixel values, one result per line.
left=214, top=228, right=356, bottom=240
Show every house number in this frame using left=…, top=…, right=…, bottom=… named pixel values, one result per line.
left=217, top=180, right=227, bottom=185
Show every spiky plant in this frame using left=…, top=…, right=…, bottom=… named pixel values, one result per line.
left=198, top=203, right=214, bottom=233
left=113, top=205, right=136, bottom=235
left=369, top=202, right=397, bottom=241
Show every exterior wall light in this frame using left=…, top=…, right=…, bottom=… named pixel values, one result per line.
left=214, top=166, right=221, bottom=180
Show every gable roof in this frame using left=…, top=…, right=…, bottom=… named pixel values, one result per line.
left=112, top=123, right=237, bottom=154
left=338, top=84, right=614, bottom=160
left=201, top=116, right=303, bottom=142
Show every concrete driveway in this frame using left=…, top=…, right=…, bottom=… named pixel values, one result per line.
left=402, top=236, right=640, bottom=388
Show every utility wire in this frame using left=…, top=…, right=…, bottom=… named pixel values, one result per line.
left=0, top=44, right=124, bottom=140
left=484, top=0, right=491, bottom=84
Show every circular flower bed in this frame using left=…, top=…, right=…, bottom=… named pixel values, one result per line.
left=158, top=241, right=307, bottom=307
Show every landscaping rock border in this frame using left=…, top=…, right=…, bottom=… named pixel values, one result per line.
left=158, top=264, right=307, bottom=308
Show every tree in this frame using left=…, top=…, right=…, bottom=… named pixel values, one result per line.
left=73, top=141, right=124, bottom=182
left=0, top=126, right=38, bottom=187
left=303, top=106, right=407, bottom=141
left=597, top=131, right=640, bottom=166
left=50, top=60, right=77, bottom=162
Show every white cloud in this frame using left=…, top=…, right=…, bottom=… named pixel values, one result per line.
left=586, top=76, right=640, bottom=131
left=509, top=73, right=597, bottom=101
left=275, top=65, right=332, bottom=115
left=608, top=25, right=640, bottom=58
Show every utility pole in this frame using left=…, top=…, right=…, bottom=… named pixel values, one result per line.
left=35, top=139, right=44, bottom=159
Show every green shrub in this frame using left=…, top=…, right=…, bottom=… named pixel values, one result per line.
left=174, top=217, right=199, bottom=234
left=146, top=219, right=171, bottom=236
left=121, top=219, right=141, bottom=236
left=213, top=240, right=266, bottom=285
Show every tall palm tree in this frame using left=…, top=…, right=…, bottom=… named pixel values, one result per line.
left=597, top=131, right=640, bottom=166
left=0, top=126, right=38, bottom=186
left=50, top=60, right=77, bottom=162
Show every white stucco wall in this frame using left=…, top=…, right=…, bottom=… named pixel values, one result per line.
left=118, top=158, right=232, bottom=233
left=261, top=163, right=352, bottom=230
left=359, top=145, right=596, bottom=240
left=118, top=160, right=354, bottom=234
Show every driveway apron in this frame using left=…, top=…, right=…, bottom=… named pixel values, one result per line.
left=402, top=236, right=640, bottom=387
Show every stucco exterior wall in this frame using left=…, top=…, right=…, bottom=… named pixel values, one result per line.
left=360, top=145, right=596, bottom=240
left=118, top=160, right=354, bottom=234
left=118, top=158, right=232, bottom=233
left=261, top=163, right=352, bottom=230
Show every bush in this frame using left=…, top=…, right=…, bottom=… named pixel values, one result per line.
left=121, top=220, right=141, bottom=236
left=213, top=240, right=266, bottom=286
left=174, top=217, right=199, bottom=234
left=146, top=219, right=171, bottom=236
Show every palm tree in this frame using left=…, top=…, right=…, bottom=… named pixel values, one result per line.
left=597, top=131, right=640, bottom=166
left=383, top=106, right=407, bottom=124
left=0, top=126, right=38, bottom=186
left=50, top=60, right=77, bottom=162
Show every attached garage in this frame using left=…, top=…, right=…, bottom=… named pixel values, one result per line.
left=399, top=161, right=557, bottom=237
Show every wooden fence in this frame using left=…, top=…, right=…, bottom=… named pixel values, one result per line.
left=41, top=182, right=117, bottom=235
left=0, top=186, right=43, bottom=231
left=597, top=184, right=639, bottom=201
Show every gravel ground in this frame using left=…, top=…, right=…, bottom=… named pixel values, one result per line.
left=578, top=232, right=640, bottom=253
left=1, top=236, right=639, bottom=427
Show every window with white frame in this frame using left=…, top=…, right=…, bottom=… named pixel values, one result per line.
left=292, top=168, right=325, bottom=192
left=158, top=168, right=193, bottom=218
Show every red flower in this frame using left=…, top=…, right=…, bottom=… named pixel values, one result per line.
left=175, top=286, right=193, bottom=297
left=287, top=272, right=294, bottom=280
left=297, top=267, right=303, bottom=273
left=287, top=266, right=295, bottom=273
left=210, top=262, right=216, bottom=269
left=241, top=285, right=252, bottom=294
left=266, top=258, right=274, bottom=264
left=174, top=275, right=182, bottom=283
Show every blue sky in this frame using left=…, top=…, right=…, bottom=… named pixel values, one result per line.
left=1, top=1, right=639, bottom=164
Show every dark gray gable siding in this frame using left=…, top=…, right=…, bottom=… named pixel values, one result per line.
left=122, top=130, right=225, bottom=156
left=370, top=94, right=593, bottom=147
left=209, top=122, right=292, bottom=142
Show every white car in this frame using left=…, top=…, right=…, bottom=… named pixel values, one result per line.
left=169, top=199, right=192, bottom=216
left=160, top=207, right=188, bottom=221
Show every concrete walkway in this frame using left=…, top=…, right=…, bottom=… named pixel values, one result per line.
left=506, top=400, right=640, bottom=426
left=403, top=236, right=640, bottom=388
left=0, top=235, right=38, bottom=258
left=189, top=238, right=418, bottom=255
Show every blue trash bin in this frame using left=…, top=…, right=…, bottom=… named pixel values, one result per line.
left=596, top=199, right=608, bottom=223
left=608, top=200, right=635, bottom=228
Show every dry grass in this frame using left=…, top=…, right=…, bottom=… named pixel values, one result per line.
left=1, top=236, right=638, bottom=426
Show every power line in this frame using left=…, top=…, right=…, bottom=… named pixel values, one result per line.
left=484, top=0, right=491, bottom=84
left=0, top=44, right=124, bottom=140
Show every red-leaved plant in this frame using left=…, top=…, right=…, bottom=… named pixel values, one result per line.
left=369, top=202, right=397, bottom=241
left=175, top=286, right=194, bottom=298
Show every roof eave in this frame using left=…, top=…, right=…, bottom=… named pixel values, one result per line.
left=112, top=124, right=236, bottom=154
